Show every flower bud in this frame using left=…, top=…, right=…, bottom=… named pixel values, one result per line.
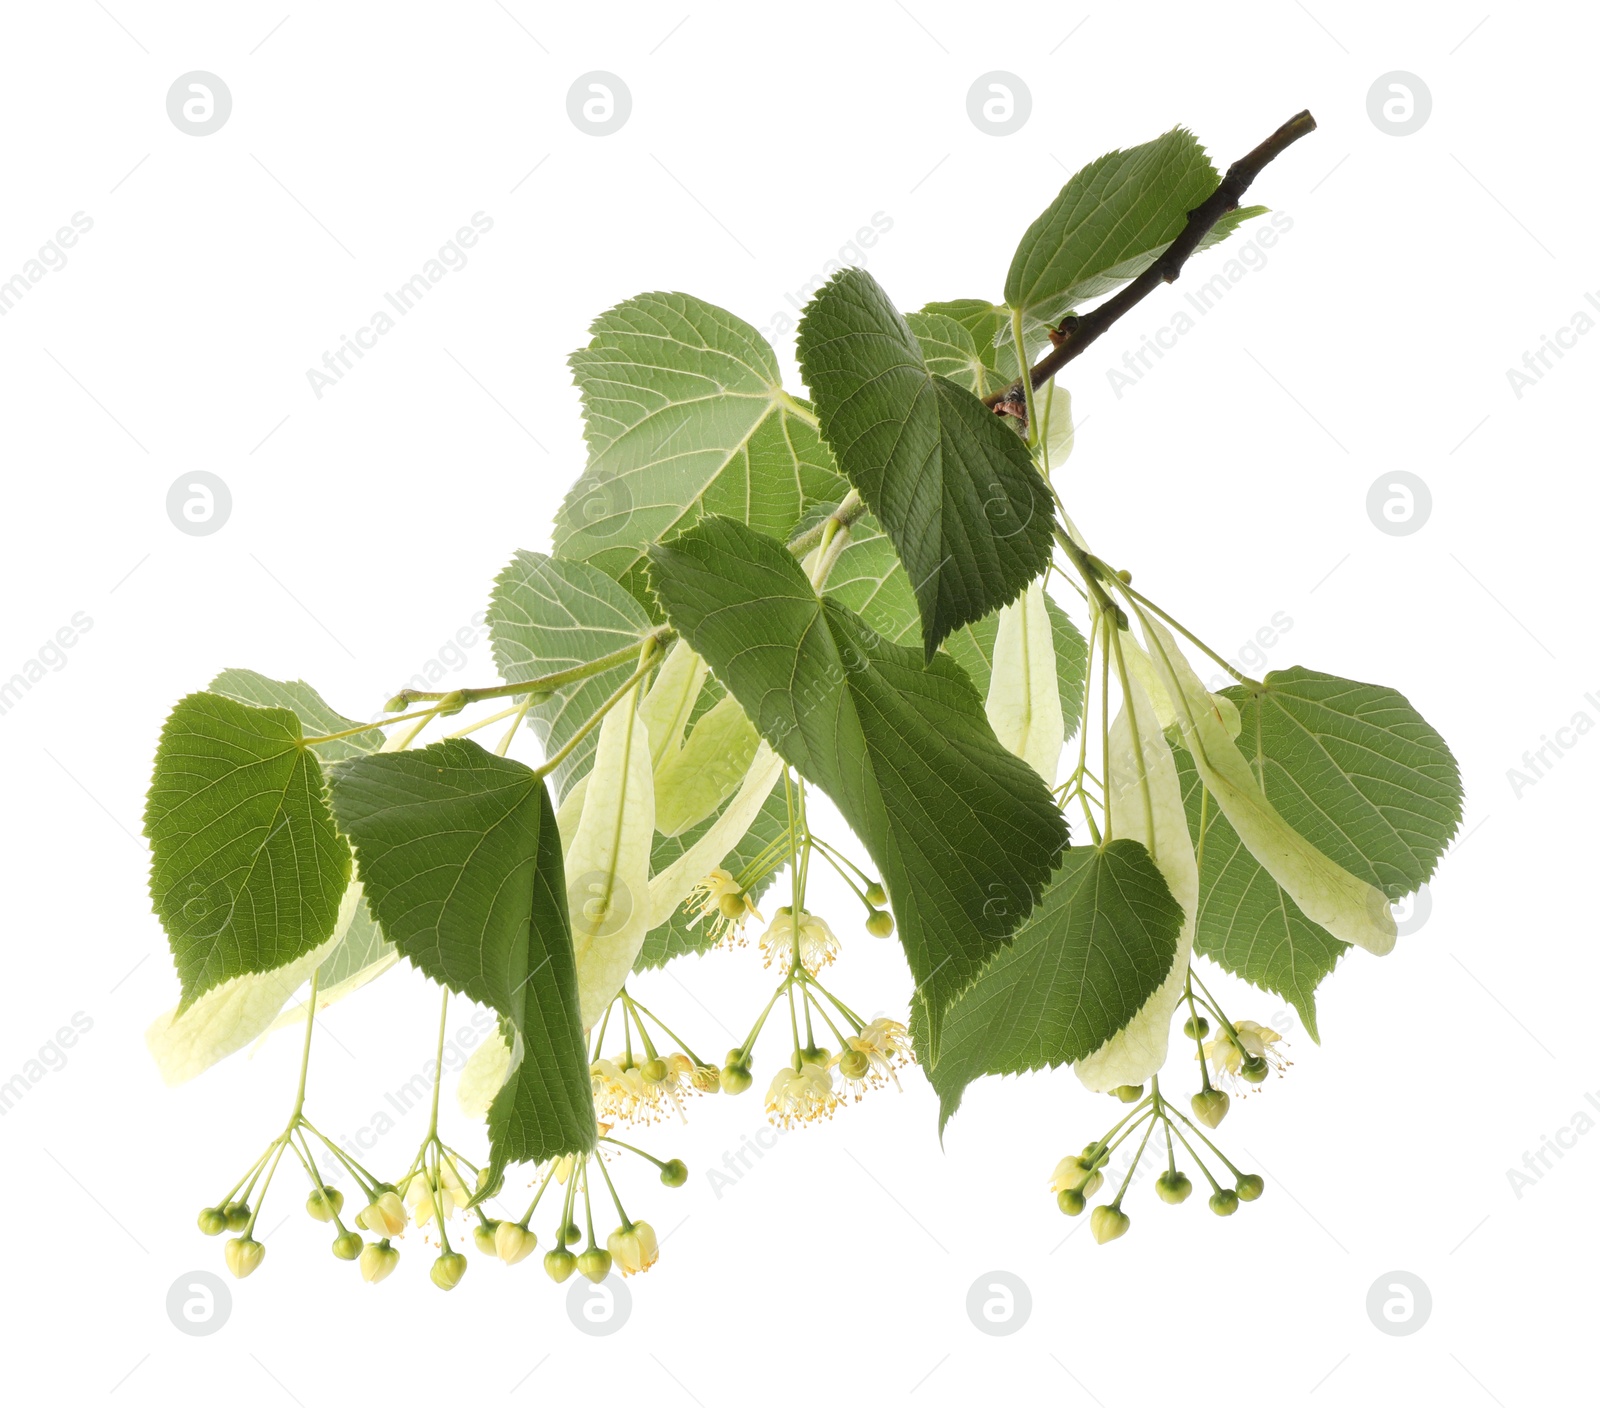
left=865, top=909, right=895, bottom=938
left=641, top=1057, right=670, bottom=1084
left=1082, top=1171, right=1104, bottom=1198
left=224, top=1237, right=265, bottom=1279
left=496, top=1221, right=538, bottom=1265
left=659, top=1158, right=688, bottom=1188
left=1089, top=1205, right=1130, bottom=1245
left=382, top=692, right=410, bottom=713
left=1235, top=1173, right=1265, bottom=1202
left=838, top=1049, right=870, bottom=1080
left=359, top=1189, right=407, bottom=1238
left=1155, top=1171, right=1192, bottom=1205
left=430, top=1251, right=468, bottom=1291
left=306, top=1187, right=344, bottom=1222
left=360, top=1240, right=400, bottom=1284
left=1113, top=1083, right=1144, bottom=1104
left=576, top=1247, right=613, bottom=1283
left=1183, top=1015, right=1210, bottom=1039
left=720, top=1063, right=752, bottom=1095
left=865, top=882, right=888, bottom=907
left=197, top=1207, right=227, bottom=1237
left=543, top=1248, right=577, bottom=1283
left=1051, top=1156, right=1097, bottom=1194
left=1209, top=1188, right=1240, bottom=1217
left=1191, top=1089, right=1230, bottom=1129
left=1240, top=1053, right=1269, bottom=1084
left=473, top=1222, right=500, bottom=1256
left=560, top=1220, right=583, bottom=1245
left=223, top=1202, right=251, bottom=1232
left=606, top=1220, right=659, bottom=1275
left=332, top=1231, right=363, bottom=1261
left=1057, top=1188, right=1086, bottom=1216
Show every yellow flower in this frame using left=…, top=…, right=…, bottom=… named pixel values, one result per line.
left=360, top=1241, right=400, bottom=1283
left=357, top=1189, right=408, bottom=1238
left=840, top=1018, right=912, bottom=1091
left=759, top=907, right=840, bottom=973
left=686, top=868, right=763, bottom=945
left=1200, top=1020, right=1290, bottom=1092
left=593, top=1052, right=703, bottom=1125
left=404, top=1159, right=471, bottom=1227
left=765, top=1059, right=840, bottom=1127
left=606, top=1220, right=659, bottom=1275
left=591, top=1058, right=647, bottom=1122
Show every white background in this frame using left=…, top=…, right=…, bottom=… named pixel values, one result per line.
left=2, top=2, right=1594, bottom=1403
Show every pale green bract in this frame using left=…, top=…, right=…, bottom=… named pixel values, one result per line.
left=554, top=290, right=846, bottom=609
left=566, top=689, right=655, bottom=1028
left=653, top=693, right=761, bottom=837
left=984, top=580, right=1066, bottom=785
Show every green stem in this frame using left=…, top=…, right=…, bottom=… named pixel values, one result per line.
left=533, top=648, right=659, bottom=781
left=387, top=633, right=670, bottom=711
left=428, top=988, right=449, bottom=1138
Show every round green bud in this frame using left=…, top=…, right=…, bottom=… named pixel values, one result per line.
left=306, top=1187, right=344, bottom=1222
left=1182, top=1015, right=1210, bottom=1039
left=723, top=1048, right=749, bottom=1069
left=1081, top=1142, right=1103, bottom=1159
left=717, top=891, right=747, bottom=919
left=1240, top=1054, right=1269, bottom=1084
left=865, top=882, right=888, bottom=907
left=473, top=1221, right=500, bottom=1255
left=543, top=1248, right=578, bottom=1283
left=1155, top=1171, right=1193, bottom=1205
left=223, top=1202, right=251, bottom=1232
left=838, top=1049, right=871, bottom=1080
left=1113, top=1083, right=1144, bottom=1104
left=561, top=1221, right=583, bottom=1246
left=1209, top=1188, right=1240, bottom=1217
left=430, top=1251, right=468, bottom=1291
left=1191, top=1088, right=1230, bottom=1129
left=640, top=1057, right=670, bottom=1084
left=576, top=1247, right=613, bottom=1284
left=1089, top=1205, right=1131, bottom=1245
left=332, top=1230, right=364, bottom=1261
left=1235, top=1173, right=1265, bottom=1202
left=659, top=1158, right=689, bottom=1188
left=197, top=1207, right=227, bottom=1237
left=1057, top=1188, right=1086, bottom=1216
left=1116, top=568, right=1133, bottom=584
left=381, top=692, right=409, bottom=713
left=720, top=1063, right=752, bottom=1095
left=223, top=1236, right=265, bottom=1279
left=865, top=909, right=895, bottom=938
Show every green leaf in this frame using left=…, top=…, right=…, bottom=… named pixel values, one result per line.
left=208, top=669, right=384, bottom=763
left=327, top=740, right=595, bottom=1168
left=554, top=291, right=847, bottom=608
left=1005, top=127, right=1265, bottom=329
left=924, top=840, right=1183, bottom=1132
left=635, top=777, right=790, bottom=970
left=796, top=267, right=1055, bottom=657
left=905, top=300, right=1022, bottom=398
left=487, top=550, right=656, bottom=803
left=145, top=693, right=351, bottom=1012
left=1172, top=741, right=1346, bottom=1041
left=647, top=516, right=1069, bottom=1054
left=1223, top=669, right=1463, bottom=901
left=942, top=593, right=1087, bottom=745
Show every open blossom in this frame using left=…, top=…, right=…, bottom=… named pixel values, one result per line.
left=840, top=1018, right=912, bottom=1091
left=766, top=1057, right=840, bottom=1127
left=759, top=907, right=840, bottom=973
left=607, top=1220, right=659, bottom=1275
left=403, top=1158, right=470, bottom=1227
left=592, top=1052, right=702, bottom=1125
left=685, top=868, right=763, bottom=945
left=1201, top=1020, right=1290, bottom=1091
